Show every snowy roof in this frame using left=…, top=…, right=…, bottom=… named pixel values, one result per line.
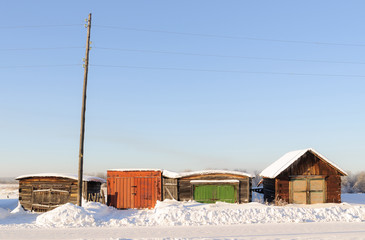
left=260, top=148, right=347, bottom=178
left=190, top=180, right=240, bottom=183
left=15, top=173, right=106, bottom=183
left=162, top=170, right=253, bottom=178
left=108, top=168, right=162, bottom=172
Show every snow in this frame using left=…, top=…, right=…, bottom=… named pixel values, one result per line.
left=190, top=180, right=240, bottom=183
left=15, top=173, right=106, bottom=183
left=1, top=183, right=365, bottom=239
left=108, top=168, right=162, bottom=172
left=260, top=148, right=347, bottom=178
left=163, top=169, right=253, bottom=178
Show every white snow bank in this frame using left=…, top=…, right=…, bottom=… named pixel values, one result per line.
left=0, top=184, right=18, bottom=199
left=0, top=208, right=10, bottom=219
left=1, top=193, right=365, bottom=228
left=27, top=200, right=365, bottom=228
left=36, top=203, right=96, bottom=227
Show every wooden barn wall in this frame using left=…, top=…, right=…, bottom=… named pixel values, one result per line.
left=263, top=178, right=275, bottom=203
left=326, top=175, right=341, bottom=203
left=18, top=177, right=78, bottom=212
left=275, top=179, right=289, bottom=204
left=84, top=181, right=103, bottom=203
left=19, top=177, right=103, bottom=212
left=277, top=152, right=340, bottom=178
left=272, top=151, right=343, bottom=204
left=162, top=178, right=178, bottom=200
left=177, top=174, right=251, bottom=203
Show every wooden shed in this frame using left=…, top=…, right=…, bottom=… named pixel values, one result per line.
left=260, top=148, right=347, bottom=205
left=16, top=173, right=106, bottom=212
left=107, top=169, right=162, bottom=209
left=162, top=170, right=252, bottom=204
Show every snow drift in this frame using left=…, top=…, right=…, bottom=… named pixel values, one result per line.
left=28, top=200, right=365, bottom=228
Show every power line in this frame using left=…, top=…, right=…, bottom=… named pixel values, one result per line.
left=93, top=47, right=365, bottom=65
left=0, top=24, right=83, bottom=29
left=90, top=64, right=365, bottom=78
left=0, top=47, right=84, bottom=51
left=93, top=25, right=365, bottom=47
left=0, top=64, right=82, bottom=69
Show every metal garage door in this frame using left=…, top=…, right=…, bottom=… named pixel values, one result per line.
left=290, top=177, right=325, bottom=204
left=107, top=170, right=162, bottom=209
left=193, top=185, right=237, bottom=203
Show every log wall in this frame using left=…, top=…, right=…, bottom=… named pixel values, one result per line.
left=18, top=177, right=103, bottom=212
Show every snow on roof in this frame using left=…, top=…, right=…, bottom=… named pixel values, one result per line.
left=162, top=170, right=253, bottom=178
left=260, top=148, right=347, bottom=178
left=190, top=180, right=240, bottom=183
left=108, top=168, right=162, bottom=172
left=15, top=173, right=106, bottom=183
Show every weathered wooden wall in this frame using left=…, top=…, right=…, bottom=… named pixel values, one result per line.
left=262, top=178, right=275, bottom=203
left=19, top=177, right=77, bottom=212
left=326, top=175, right=341, bottom=203
left=19, top=177, right=103, bottom=212
left=176, top=173, right=251, bottom=203
left=162, top=178, right=178, bottom=200
left=264, top=151, right=343, bottom=204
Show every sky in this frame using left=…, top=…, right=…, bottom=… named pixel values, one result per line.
left=1, top=1, right=364, bottom=178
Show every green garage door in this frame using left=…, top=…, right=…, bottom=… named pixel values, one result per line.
left=193, top=185, right=237, bottom=203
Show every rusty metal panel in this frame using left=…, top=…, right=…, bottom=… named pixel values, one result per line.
left=107, top=170, right=162, bottom=209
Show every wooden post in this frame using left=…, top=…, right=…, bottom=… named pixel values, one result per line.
left=78, top=13, right=92, bottom=207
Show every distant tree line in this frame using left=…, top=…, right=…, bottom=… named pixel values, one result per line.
left=342, top=171, right=365, bottom=193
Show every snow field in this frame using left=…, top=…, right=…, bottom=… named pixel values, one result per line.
left=7, top=199, right=362, bottom=228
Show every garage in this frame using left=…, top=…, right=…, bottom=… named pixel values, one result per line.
left=192, top=181, right=238, bottom=203
left=163, top=170, right=252, bottom=204
left=260, top=148, right=347, bottom=205
left=290, top=176, right=325, bottom=204
left=107, top=169, right=162, bottom=209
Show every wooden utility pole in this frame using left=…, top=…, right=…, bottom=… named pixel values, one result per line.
left=78, top=13, right=92, bottom=207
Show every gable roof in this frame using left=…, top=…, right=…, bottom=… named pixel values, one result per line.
left=260, top=148, right=347, bottom=178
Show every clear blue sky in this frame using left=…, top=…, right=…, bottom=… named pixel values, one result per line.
left=1, top=1, right=364, bottom=177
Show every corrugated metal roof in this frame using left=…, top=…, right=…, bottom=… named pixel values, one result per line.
left=259, top=148, right=347, bottom=178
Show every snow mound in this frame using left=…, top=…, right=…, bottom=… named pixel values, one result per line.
left=36, top=203, right=95, bottom=227
left=0, top=207, right=10, bottom=219
left=10, top=202, right=26, bottom=214
left=102, top=201, right=365, bottom=227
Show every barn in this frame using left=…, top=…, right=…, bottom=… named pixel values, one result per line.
left=260, top=148, right=347, bottom=205
left=163, top=170, right=253, bottom=204
left=107, top=169, right=253, bottom=209
left=16, top=173, right=106, bottom=212
left=107, top=169, right=162, bottom=209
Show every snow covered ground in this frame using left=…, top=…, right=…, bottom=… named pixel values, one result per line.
left=1, top=184, right=365, bottom=239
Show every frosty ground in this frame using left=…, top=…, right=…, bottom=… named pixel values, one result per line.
left=1, top=184, right=365, bottom=239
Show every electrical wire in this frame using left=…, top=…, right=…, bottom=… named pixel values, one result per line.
left=93, top=25, right=365, bottom=47
left=0, top=24, right=83, bottom=29
left=90, top=64, right=365, bottom=78
left=0, top=47, right=84, bottom=51
left=93, top=47, right=365, bottom=65
left=0, top=64, right=82, bottom=69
